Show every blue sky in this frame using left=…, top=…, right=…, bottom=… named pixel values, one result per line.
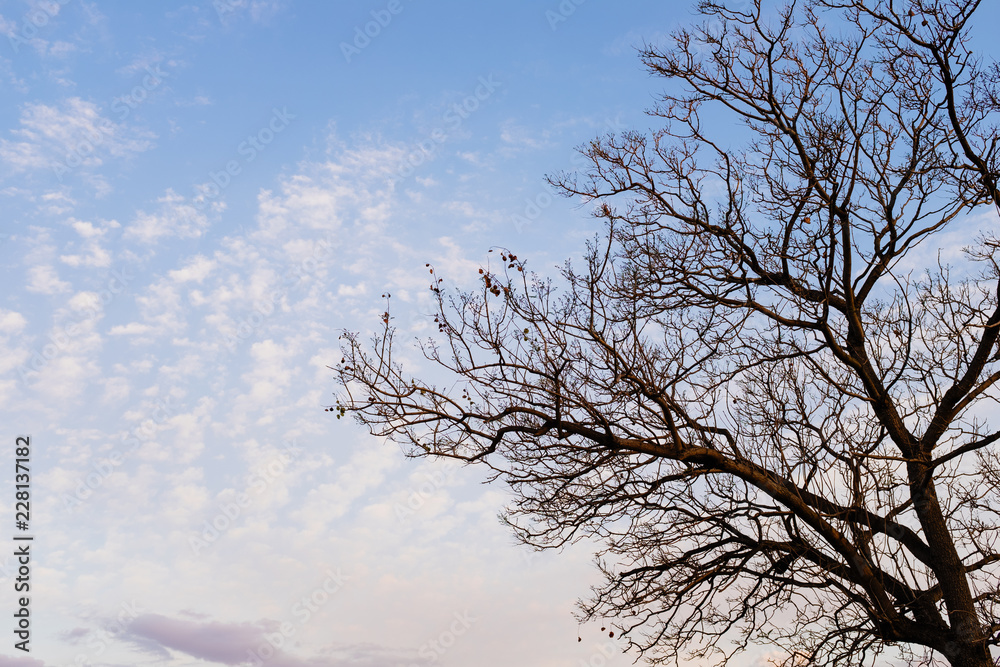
left=1, top=2, right=998, bottom=666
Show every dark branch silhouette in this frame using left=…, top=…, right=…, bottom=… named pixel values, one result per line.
left=332, top=1, right=1000, bottom=665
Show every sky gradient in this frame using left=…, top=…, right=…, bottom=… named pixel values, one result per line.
left=2, top=1, right=999, bottom=666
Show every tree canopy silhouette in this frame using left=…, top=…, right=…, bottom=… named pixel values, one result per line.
left=332, top=1, right=1000, bottom=665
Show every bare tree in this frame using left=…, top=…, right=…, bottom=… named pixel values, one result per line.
left=332, top=1, right=1000, bottom=665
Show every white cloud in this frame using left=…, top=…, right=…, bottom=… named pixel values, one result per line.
left=100, top=375, right=130, bottom=403
left=125, top=189, right=211, bottom=244
left=47, top=40, right=77, bottom=57
left=59, top=217, right=114, bottom=268
left=499, top=118, right=552, bottom=152
left=0, top=98, right=155, bottom=175
left=39, top=190, right=76, bottom=215
left=169, top=255, right=216, bottom=283
left=66, top=290, right=101, bottom=312
left=26, top=263, right=71, bottom=294
left=70, top=219, right=107, bottom=238
left=31, top=352, right=101, bottom=400
left=292, top=445, right=399, bottom=533
left=0, top=309, right=27, bottom=334
left=216, top=0, right=288, bottom=25
left=108, top=322, right=155, bottom=336
left=236, top=339, right=297, bottom=420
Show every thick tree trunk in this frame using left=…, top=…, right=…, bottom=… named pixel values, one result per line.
left=946, top=645, right=994, bottom=667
